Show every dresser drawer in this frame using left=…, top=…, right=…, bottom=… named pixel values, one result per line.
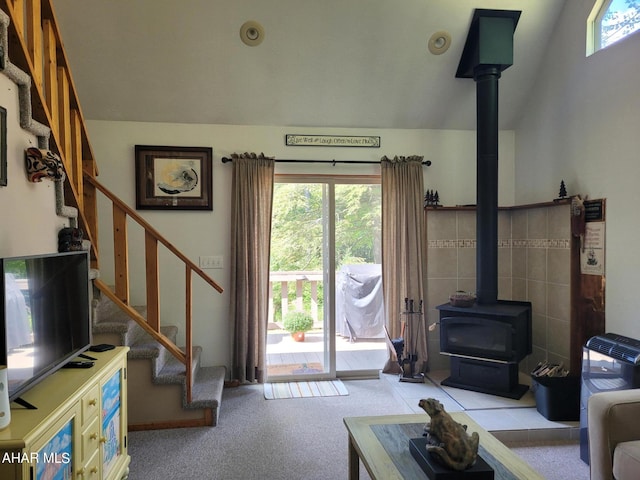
left=81, top=417, right=100, bottom=465
left=77, top=449, right=100, bottom=480
left=81, top=385, right=100, bottom=425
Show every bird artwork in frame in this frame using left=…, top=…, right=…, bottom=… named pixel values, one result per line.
left=135, top=145, right=213, bottom=210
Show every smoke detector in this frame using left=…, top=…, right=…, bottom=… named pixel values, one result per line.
left=428, top=31, right=451, bottom=55
left=240, top=21, right=265, bottom=46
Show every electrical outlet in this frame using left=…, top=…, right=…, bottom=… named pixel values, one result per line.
left=199, top=255, right=223, bottom=269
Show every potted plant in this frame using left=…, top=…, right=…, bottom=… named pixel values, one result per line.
left=283, top=310, right=314, bottom=342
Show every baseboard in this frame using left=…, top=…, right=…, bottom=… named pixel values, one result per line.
left=128, top=408, right=214, bottom=431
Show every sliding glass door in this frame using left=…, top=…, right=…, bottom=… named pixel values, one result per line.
left=266, top=176, right=386, bottom=381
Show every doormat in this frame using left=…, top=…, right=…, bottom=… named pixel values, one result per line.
left=267, top=362, right=324, bottom=376
left=264, top=380, right=349, bottom=399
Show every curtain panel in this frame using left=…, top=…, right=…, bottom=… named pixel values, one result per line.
left=381, top=155, right=428, bottom=373
left=229, top=152, right=275, bottom=383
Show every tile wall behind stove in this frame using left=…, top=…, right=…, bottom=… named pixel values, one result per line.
left=425, top=203, right=571, bottom=374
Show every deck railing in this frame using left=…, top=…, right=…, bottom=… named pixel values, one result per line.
left=268, top=271, right=323, bottom=325
left=1, top=0, right=224, bottom=403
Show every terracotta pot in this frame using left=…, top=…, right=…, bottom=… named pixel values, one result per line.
left=291, top=332, right=305, bottom=342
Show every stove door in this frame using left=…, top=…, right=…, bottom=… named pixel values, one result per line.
left=440, top=316, right=514, bottom=361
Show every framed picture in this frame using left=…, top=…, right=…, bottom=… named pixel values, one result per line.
left=135, top=145, right=213, bottom=210
left=0, top=106, right=7, bottom=187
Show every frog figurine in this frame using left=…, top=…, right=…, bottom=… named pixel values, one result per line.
left=418, top=398, right=479, bottom=471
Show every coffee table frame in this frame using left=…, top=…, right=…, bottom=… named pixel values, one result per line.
left=343, top=413, right=543, bottom=480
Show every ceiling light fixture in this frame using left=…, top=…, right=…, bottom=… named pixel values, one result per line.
left=428, top=30, right=451, bottom=55
left=240, top=21, right=265, bottom=46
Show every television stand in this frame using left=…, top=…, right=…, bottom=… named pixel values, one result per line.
left=0, top=347, right=130, bottom=480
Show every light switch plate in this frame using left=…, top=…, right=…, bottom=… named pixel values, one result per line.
left=199, top=255, right=223, bottom=269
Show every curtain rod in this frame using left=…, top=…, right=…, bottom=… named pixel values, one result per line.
left=221, top=157, right=432, bottom=166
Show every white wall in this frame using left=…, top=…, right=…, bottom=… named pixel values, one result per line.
left=515, top=2, right=640, bottom=337
left=86, top=121, right=516, bottom=368
left=0, top=75, right=65, bottom=258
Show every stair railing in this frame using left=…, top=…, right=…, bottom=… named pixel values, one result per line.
left=0, top=0, right=224, bottom=404
left=87, top=175, right=224, bottom=403
left=1, top=0, right=100, bottom=261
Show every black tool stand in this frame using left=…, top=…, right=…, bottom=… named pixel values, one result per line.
left=398, top=298, right=425, bottom=383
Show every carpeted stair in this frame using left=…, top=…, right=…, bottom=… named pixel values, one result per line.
left=93, top=291, right=226, bottom=429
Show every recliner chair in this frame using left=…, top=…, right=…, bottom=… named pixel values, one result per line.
left=588, top=388, right=640, bottom=480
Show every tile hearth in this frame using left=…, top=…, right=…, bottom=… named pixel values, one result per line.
left=382, top=369, right=579, bottom=444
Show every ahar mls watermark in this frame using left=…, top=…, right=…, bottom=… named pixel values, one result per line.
left=1, top=452, right=71, bottom=464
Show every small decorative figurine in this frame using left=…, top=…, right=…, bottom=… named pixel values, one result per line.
left=558, top=180, right=568, bottom=199
left=424, top=189, right=441, bottom=207
left=25, top=147, right=64, bottom=182
left=419, top=398, right=479, bottom=471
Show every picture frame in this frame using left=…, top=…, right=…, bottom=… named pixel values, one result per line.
left=135, top=145, right=213, bottom=210
left=0, top=106, right=7, bottom=187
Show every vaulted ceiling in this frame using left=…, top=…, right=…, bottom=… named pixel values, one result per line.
left=52, top=0, right=566, bottom=131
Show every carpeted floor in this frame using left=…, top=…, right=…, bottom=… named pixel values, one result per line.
left=129, top=379, right=409, bottom=479
left=264, top=379, right=348, bottom=399
left=128, top=379, right=591, bottom=479
left=505, top=440, right=589, bottom=480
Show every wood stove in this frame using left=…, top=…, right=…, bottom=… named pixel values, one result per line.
left=437, top=300, right=531, bottom=398
left=436, top=9, right=532, bottom=399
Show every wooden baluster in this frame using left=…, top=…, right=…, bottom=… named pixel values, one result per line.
left=281, top=281, right=288, bottom=320
left=43, top=19, right=59, bottom=134
left=113, top=205, right=129, bottom=304
left=84, top=180, right=99, bottom=268
left=310, top=280, right=318, bottom=322
left=11, top=0, right=25, bottom=38
left=26, top=0, right=43, bottom=89
left=57, top=66, right=71, bottom=161
left=295, top=278, right=303, bottom=311
left=145, top=231, right=160, bottom=332
left=185, top=265, right=193, bottom=403
left=70, top=109, right=83, bottom=206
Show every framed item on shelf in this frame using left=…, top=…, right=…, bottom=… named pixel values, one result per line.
left=135, top=145, right=213, bottom=210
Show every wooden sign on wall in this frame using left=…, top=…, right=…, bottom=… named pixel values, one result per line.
left=285, top=134, right=381, bottom=148
left=570, top=198, right=606, bottom=375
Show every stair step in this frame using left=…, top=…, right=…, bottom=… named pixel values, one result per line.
left=154, top=346, right=202, bottom=385
left=91, top=288, right=225, bottom=427
left=128, top=328, right=186, bottom=377
left=93, top=302, right=149, bottom=346
left=189, top=366, right=226, bottom=411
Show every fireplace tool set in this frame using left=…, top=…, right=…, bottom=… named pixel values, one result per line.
left=390, top=298, right=425, bottom=383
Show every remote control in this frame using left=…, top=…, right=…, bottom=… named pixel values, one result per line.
left=62, top=361, right=95, bottom=369
left=89, top=344, right=115, bottom=352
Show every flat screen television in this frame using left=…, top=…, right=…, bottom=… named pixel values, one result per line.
left=1, top=250, right=92, bottom=402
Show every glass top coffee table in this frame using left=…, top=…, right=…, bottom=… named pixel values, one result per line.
left=343, top=413, right=543, bottom=480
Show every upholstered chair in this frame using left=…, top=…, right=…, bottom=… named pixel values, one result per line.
left=588, top=389, right=640, bottom=480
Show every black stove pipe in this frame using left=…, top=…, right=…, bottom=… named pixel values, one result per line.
left=474, top=66, right=501, bottom=305
left=455, top=9, right=520, bottom=305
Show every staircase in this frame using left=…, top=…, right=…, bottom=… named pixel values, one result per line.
left=0, top=0, right=226, bottom=429
left=92, top=292, right=226, bottom=429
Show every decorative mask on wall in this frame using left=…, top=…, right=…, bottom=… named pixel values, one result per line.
left=25, top=147, right=64, bottom=182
